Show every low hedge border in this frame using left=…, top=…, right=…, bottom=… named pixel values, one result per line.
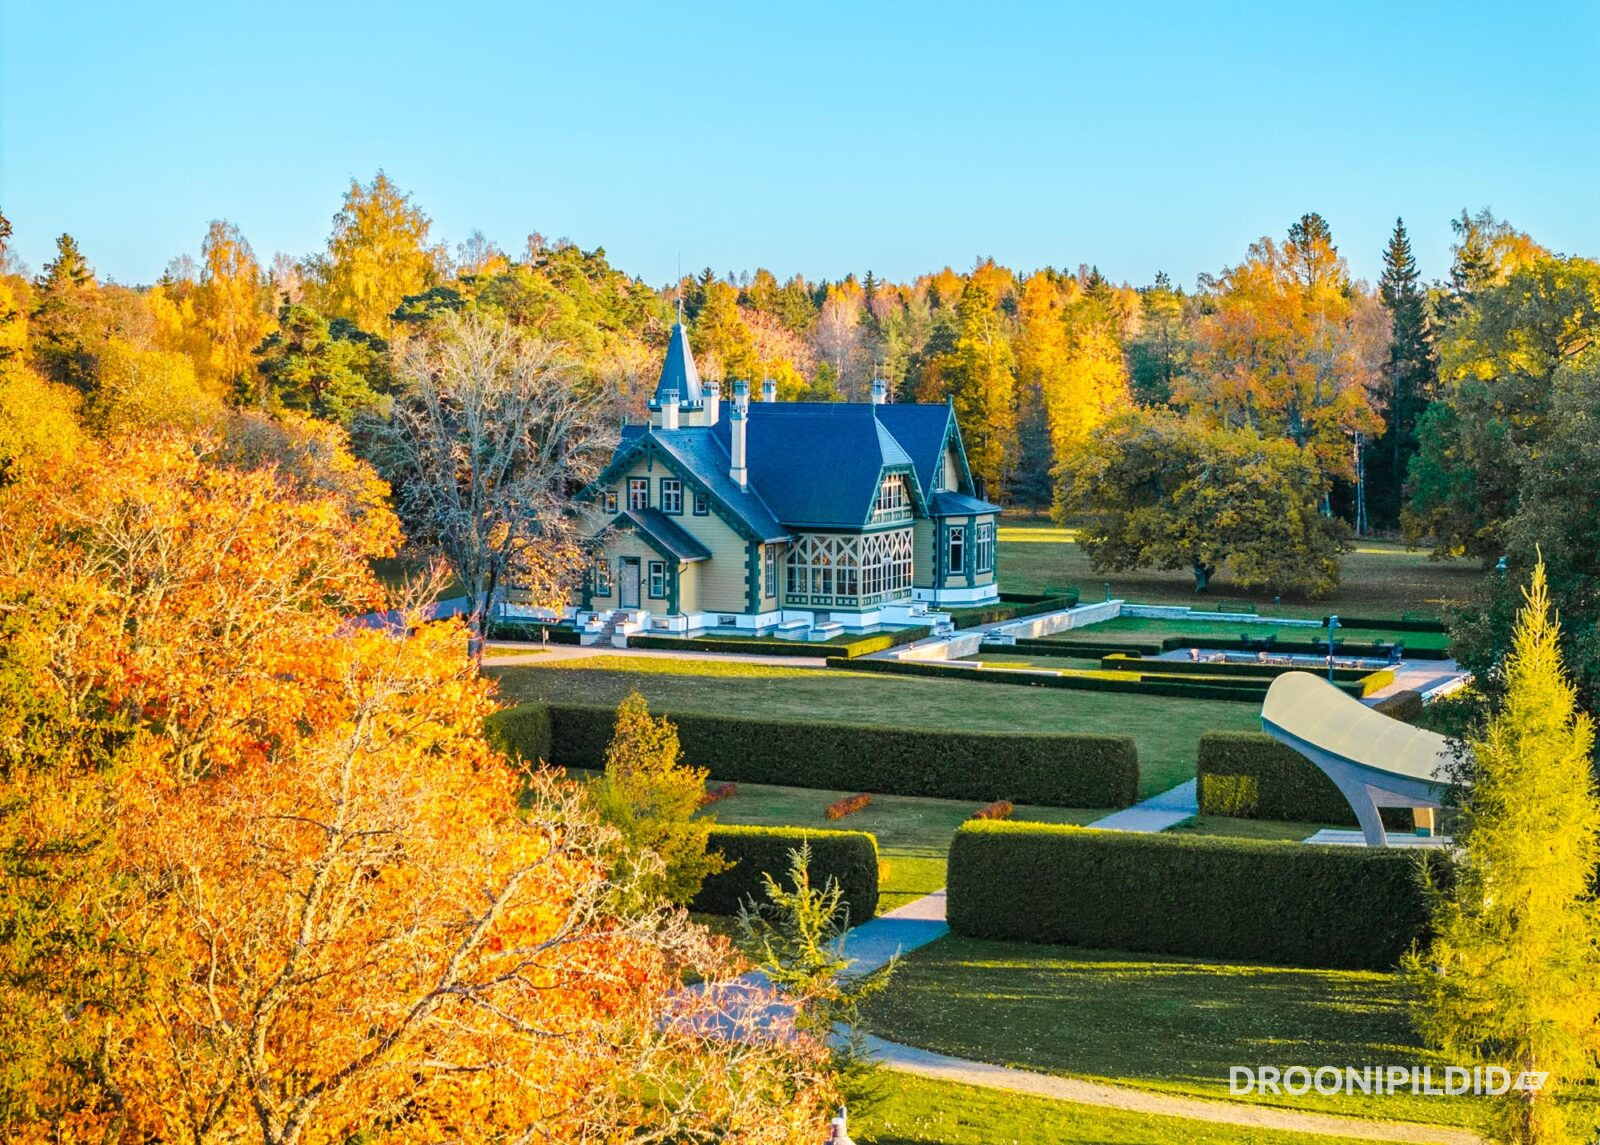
left=490, top=701, right=1139, bottom=808
left=1166, top=635, right=1451, bottom=660
left=947, top=820, right=1445, bottom=969
left=487, top=620, right=583, bottom=645
left=1195, top=731, right=1413, bottom=828
left=949, top=591, right=1080, bottom=630
left=1013, top=634, right=1450, bottom=661
left=832, top=654, right=1272, bottom=704
left=628, top=625, right=931, bottom=659
left=1012, top=637, right=1167, bottom=657
left=1101, top=652, right=1377, bottom=683
left=1101, top=654, right=1393, bottom=699
left=692, top=824, right=879, bottom=921
left=1325, top=615, right=1447, bottom=633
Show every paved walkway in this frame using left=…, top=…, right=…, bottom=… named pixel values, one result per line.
left=1087, top=778, right=1199, bottom=832
left=860, top=1036, right=1483, bottom=1145
left=840, top=890, right=949, bottom=977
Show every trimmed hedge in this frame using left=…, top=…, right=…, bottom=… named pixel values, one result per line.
left=1374, top=689, right=1426, bottom=723
left=1101, top=652, right=1377, bottom=682
left=1325, top=615, right=1447, bottom=633
left=488, top=620, right=583, bottom=644
left=485, top=703, right=553, bottom=765
left=1100, top=654, right=1391, bottom=699
left=1171, top=634, right=1451, bottom=661
left=1019, top=633, right=1450, bottom=661
left=1196, top=731, right=1356, bottom=823
left=949, top=591, right=1079, bottom=629
left=832, top=654, right=1269, bottom=704
left=492, top=701, right=1139, bottom=808
left=1012, top=637, right=1167, bottom=658
left=627, top=625, right=931, bottom=659
left=691, top=824, right=879, bottom=921
left=947, top=820, right=1445, bottom=969
left=1195, top=731, right=1414, bottom=828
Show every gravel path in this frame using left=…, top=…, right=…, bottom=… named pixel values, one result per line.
left=861, top=1036, right=1484, bottom=1145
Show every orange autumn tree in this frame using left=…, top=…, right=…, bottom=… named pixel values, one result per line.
left=0, top=428, right=836, bottom=1144
left=1179, top=214, right=1386, bottom=486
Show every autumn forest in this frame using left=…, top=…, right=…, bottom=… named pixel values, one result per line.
left=3, top=163, right=1600, bottom=1143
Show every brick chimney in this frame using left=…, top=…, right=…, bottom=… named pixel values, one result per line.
left=705, top=379, right=721, bottom=425
left=871, top=377, right=887, bottom=405
left=761, top=377, right=777, bottom=402
left=660, top=388, right=679, bottom=430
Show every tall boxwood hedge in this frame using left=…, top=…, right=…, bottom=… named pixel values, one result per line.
left=946, top=820, right=1444, bottom=969
left=691, top=824, right=879, bottom=920
left=1196, top=732, right=1356, bottom=822
left=491, top=702, right=1138, bottom=808
left=485, top=704, right=553, bottom=765
left=1197, top=731, right=1419, bottom=829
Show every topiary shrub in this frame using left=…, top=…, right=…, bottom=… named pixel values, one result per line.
left=692, top=824, right=879, bottom=920
left=495, top=702, right=1139, bottom=808
left=946, top=820, right=1446, bottom=970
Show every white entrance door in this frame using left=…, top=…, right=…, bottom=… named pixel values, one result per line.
left=619, top=558, right=641, bottom=609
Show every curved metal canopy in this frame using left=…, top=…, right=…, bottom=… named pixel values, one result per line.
left=1260, top=672, right=1455, bottom=846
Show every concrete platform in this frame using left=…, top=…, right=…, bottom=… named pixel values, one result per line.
left=1303, top=828, right=1453, bottom=848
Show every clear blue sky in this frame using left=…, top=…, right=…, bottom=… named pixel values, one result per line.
left=3, top=1, right=1596, bottom=290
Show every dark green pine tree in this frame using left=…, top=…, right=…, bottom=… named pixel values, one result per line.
left=1369, top=218, right=1435, bottom=529
left=36, top=233, right=94, bottom=291
left=31, top=234, right=100, bottom=389
left=1011, top=375, right=1054, bottom=514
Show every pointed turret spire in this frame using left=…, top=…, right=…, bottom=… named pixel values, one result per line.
left=650, top=321, right=703, bottom=410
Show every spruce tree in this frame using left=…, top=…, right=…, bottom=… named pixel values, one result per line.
left=1370, top=218, right=1434, bottom=528
left=30, top=234, right=99, bottom=389
left=36, top=233, right=94, bottom=291
left=1407, top=561, right=1600, bottom=1145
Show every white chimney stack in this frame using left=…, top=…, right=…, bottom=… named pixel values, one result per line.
left=730, top=380, right=750, bottom=489
left=661, top=388, right=679, bottom=430
left=871, top=377, right=887, bottom=405
left=705, top=379, right=721, bottom=425
left=761, top=377, right=777, bottom=403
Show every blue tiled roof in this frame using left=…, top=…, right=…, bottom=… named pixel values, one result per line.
left=649, top=323, right=703, bottom=407
left=928, top=490, right=1000, bottom=516
left=709, top=402, right=916, bottom=528
left=612, top=508, right=713, bottom=561
left=874, top=402, right=959, bottom=499
left=609, top=424, right=788, bottom=542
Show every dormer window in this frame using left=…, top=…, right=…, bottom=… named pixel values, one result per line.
left=873, top=474, right=912, bottom=523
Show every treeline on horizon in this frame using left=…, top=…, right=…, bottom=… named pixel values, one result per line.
left=2, top=171, right=1598, bottom=675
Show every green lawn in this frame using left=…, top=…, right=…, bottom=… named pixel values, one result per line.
left=855, top=1074, right=1377, bottom=1145
left=488, top=656, right=1261, bottom=797
left=1000, top=521, right=1480, bottom=621
left=863, top=936, right=1489, bottom=1129
left=698, top=779, right=1106, bottom=912
left=1040, top=614, right=1451, bottom=652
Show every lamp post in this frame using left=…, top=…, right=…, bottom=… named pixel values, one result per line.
left=1326, top=614, right=1340, bottom=683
